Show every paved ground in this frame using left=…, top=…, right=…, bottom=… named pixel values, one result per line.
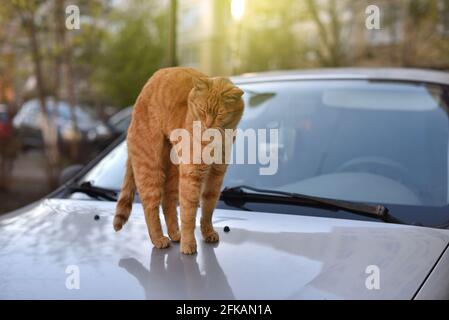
left=0, top=150, right=51, bottom=215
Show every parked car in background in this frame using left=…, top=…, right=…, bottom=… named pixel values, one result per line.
left=0, top=103, right=20, bottom=189
left=13, top=98, right=112, bottom=157
left=1, top=69, right=449, bottom=299
left=107, top=106, right=132, bottom=139
left=0, top=103, right=13, bottom=140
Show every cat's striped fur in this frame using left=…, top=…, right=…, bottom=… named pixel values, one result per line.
left=113, top=67, right=244, bottom=254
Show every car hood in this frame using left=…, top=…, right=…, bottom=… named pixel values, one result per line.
left=0, top=199, right=448, bottom=300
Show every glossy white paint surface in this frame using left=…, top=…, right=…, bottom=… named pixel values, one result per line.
left=1, top=199, right=448, bottom=299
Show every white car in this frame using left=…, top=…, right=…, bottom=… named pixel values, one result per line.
left=1, top=68, right=449, bottom=299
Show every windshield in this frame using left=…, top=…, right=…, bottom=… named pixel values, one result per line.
left=81, top=80, right=449, bottom=210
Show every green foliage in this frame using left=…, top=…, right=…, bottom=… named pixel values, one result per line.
left=239, top=0, right=308, bottom=73
left=408, top=0, right=432, bottom=18
left=94, top=2, right=168, bottom=107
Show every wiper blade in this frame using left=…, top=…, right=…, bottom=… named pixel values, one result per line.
left=67, top=181, right=118, bottom=201
left=222, top=185, right=403, bottom=224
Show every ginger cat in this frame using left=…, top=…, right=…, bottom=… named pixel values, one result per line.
left=113, top=67, right=244, bottom=254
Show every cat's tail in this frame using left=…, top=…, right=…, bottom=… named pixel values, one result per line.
left=113, top=157, right=136, bottom=232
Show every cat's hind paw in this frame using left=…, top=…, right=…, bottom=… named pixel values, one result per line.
left=152, top=236, right=171, bottom=249
left=180, top=241, right=197, bottom=255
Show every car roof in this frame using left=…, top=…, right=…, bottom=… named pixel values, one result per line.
left=231, top=68, right=449, bottom=86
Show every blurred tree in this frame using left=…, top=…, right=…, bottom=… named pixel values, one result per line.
left=7, top=0, right=60, bottom=188
left=54, top=0, right=81, bottom=161
left=238, top=0, right=309, bottom=73
left=235, top=0, right=360, bottom=72
left=168, top=0, right=178, bottom=67
left=94, top=0, right=168, bottom=108
left=71, top=0, right=111, bottom=118
left=305, top=0, right=355, bottom=67
left=357, top=0, right=449, bottom=69
left=401, top=0, right=440, bottom=67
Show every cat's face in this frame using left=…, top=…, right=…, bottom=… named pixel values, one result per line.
left=188, top=77, right=244, bottom=129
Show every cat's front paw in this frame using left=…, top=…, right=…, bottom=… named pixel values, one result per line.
left=169, top=230, right=181, bottom=242
left=152, top=236, right=171, bottom=249
left=203, top=230, right=219, bottom=243
left=180, top=240, right=197, bottom=255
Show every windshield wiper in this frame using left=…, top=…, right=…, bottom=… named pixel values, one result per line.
left=221, top=185, right=404, bottom=224
left=66, top=181, right=118, bottom=201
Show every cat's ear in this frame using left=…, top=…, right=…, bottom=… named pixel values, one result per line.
left=194, top=77, right=211, bottom=91
left=223, top=86, right=244, bottom=104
